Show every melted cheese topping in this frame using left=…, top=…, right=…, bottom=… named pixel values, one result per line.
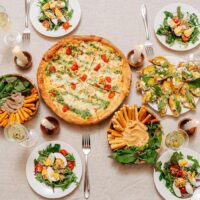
left=45, top=41, right=124, bottom=119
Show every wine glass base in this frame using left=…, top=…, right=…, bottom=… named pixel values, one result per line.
left=20, top=129, right=38, bottom=148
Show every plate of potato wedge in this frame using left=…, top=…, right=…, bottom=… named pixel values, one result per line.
left=107, top=104, right=163, bottom=165
left=0, top=74, right=39, bottom=128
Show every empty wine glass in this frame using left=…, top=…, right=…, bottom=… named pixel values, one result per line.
left=3, top=30, right=22, bottom=47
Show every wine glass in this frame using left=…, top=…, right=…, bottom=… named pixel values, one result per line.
left=3, top=30, right=22, bottom=48
left=4, top=122, right=38, bottom=148
left=0, top=5, right=10, bottom=28
left=165, top=129, right=189, bottom=151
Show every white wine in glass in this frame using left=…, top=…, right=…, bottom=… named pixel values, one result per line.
left=0, top=5, right=9, bottom=27
left=4, top=122, right=38, bottom=148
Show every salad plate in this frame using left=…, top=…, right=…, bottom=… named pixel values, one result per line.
left=30, top=0, right=81, bottom=37
left=0, top=74, right=39, bottom=128
left=26, top=141, right=82, bottom=198
left=154, top=3, right=200, bottom=51
left=136, top=56, right=199, bottom=117
left=154, top=148, right=200, bottom=200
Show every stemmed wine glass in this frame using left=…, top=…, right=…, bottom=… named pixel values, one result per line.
left=4, top=122, right=38, bottom=148
left=165, top=129, right=189, bottom=151
left=0, top=5, right=10, bottom=28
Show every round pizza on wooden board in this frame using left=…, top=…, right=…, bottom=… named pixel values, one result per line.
left=37, top=35, right=131, bottom=125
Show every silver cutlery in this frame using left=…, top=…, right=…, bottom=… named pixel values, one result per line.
left=141, top=4, right=154, bottom=57
left=23, top=0, right=31, bottom=41
left=82, top=135, right=91, bottom=199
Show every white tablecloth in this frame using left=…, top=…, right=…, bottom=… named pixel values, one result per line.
left=0, top=0, right=200, bottom=199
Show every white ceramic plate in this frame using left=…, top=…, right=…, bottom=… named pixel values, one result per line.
left=154, top=148, right=200, bottom=200
left=147, top=55, right=199, bottom=116
left=154, top=3, right=200, bottom=51
left=26, top=141, right=82, bottom=198
left=30, top=0, right=81, bottom=37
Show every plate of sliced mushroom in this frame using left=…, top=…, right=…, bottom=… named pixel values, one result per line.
left=0, top=74, right=39, bottom=128
left=107, top=104, right=163, bottom=165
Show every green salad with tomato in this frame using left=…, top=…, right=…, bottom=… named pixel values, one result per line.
left=34, top=144, right=77, bottom=191
left=156, top=152, right=200, bottom=198
left=157, top=6, right=200, bottom=47
left=38, top=0, right=73, bottom=31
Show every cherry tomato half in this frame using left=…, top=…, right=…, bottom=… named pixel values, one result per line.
left=42, top=20, right=50, bottom=29
left=105, top=76, right=112, bottom=83
left=108, top=91, right=115, bottom=98
left=71, top=83, right=76, bottom=90
left=104, top=84, right=111, bottom=90
left=66, top=47, right=72, bottom=55
left=101, top=54, right=109, bottom=63
left=49, top=66, right=56, bottom=72
left=94, top=64, right=101, bottom=71
left=50, top=91, right=57, bottom=97
left=179, top=187, right=187, bottom=194
left=182, top=34, right=189, bottom=43
left=62, top=22, right=71, bottom=30
left=173, top=17, right=181, bottom=25
left=95, top=83, right=100, bottom=88
left=176, top=170, right=184, bottom=177
left=68, top=160, right=75, bottom=170
left=71, top=63, right=78, bottom=71
left=169, top=165, right=179, bottom=175
left=60, top=149, right=68, bottom=156
left=62, top=105, right=69, bottom=112
left=35, top=163, right=43, bottom=173
left=80, top=74, right=87, bottom=81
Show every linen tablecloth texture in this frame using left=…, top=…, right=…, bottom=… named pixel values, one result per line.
left=0, top=0, right=200, bottom=200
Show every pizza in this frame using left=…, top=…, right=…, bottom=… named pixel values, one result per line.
left=37, top=35, right=131, bottom=125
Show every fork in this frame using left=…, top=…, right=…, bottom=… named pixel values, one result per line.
left=82, top=135, right=91, bottom=199
left=23, top=0, right=31, bottom=41
left=141, top=4, right=154, bottom=57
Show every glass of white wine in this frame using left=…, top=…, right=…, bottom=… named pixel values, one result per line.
left=4, top=122, right=38, bottom=148
left=0, top=5, right=10, bottom=28
left=165, top=129, right=189, bottom=151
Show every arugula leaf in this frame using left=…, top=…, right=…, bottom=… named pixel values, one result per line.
left=66, top=154, right=75, bottom=161
left=157, top=25, right=171, bottom=36
left=187, top=155, right=200, bottom=173
left=170, top=152, right=183, bottom=165
left=190, top=27, right=200, bottom=44
left=166, top=34, right=176, bottom=45
left=164, top=11, right=173, bottom=18
left=37, top=144, right=61, bottom=160
left=189, top=78, right=200, bottom=88
left=177, top=6, right=184, bottom=19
